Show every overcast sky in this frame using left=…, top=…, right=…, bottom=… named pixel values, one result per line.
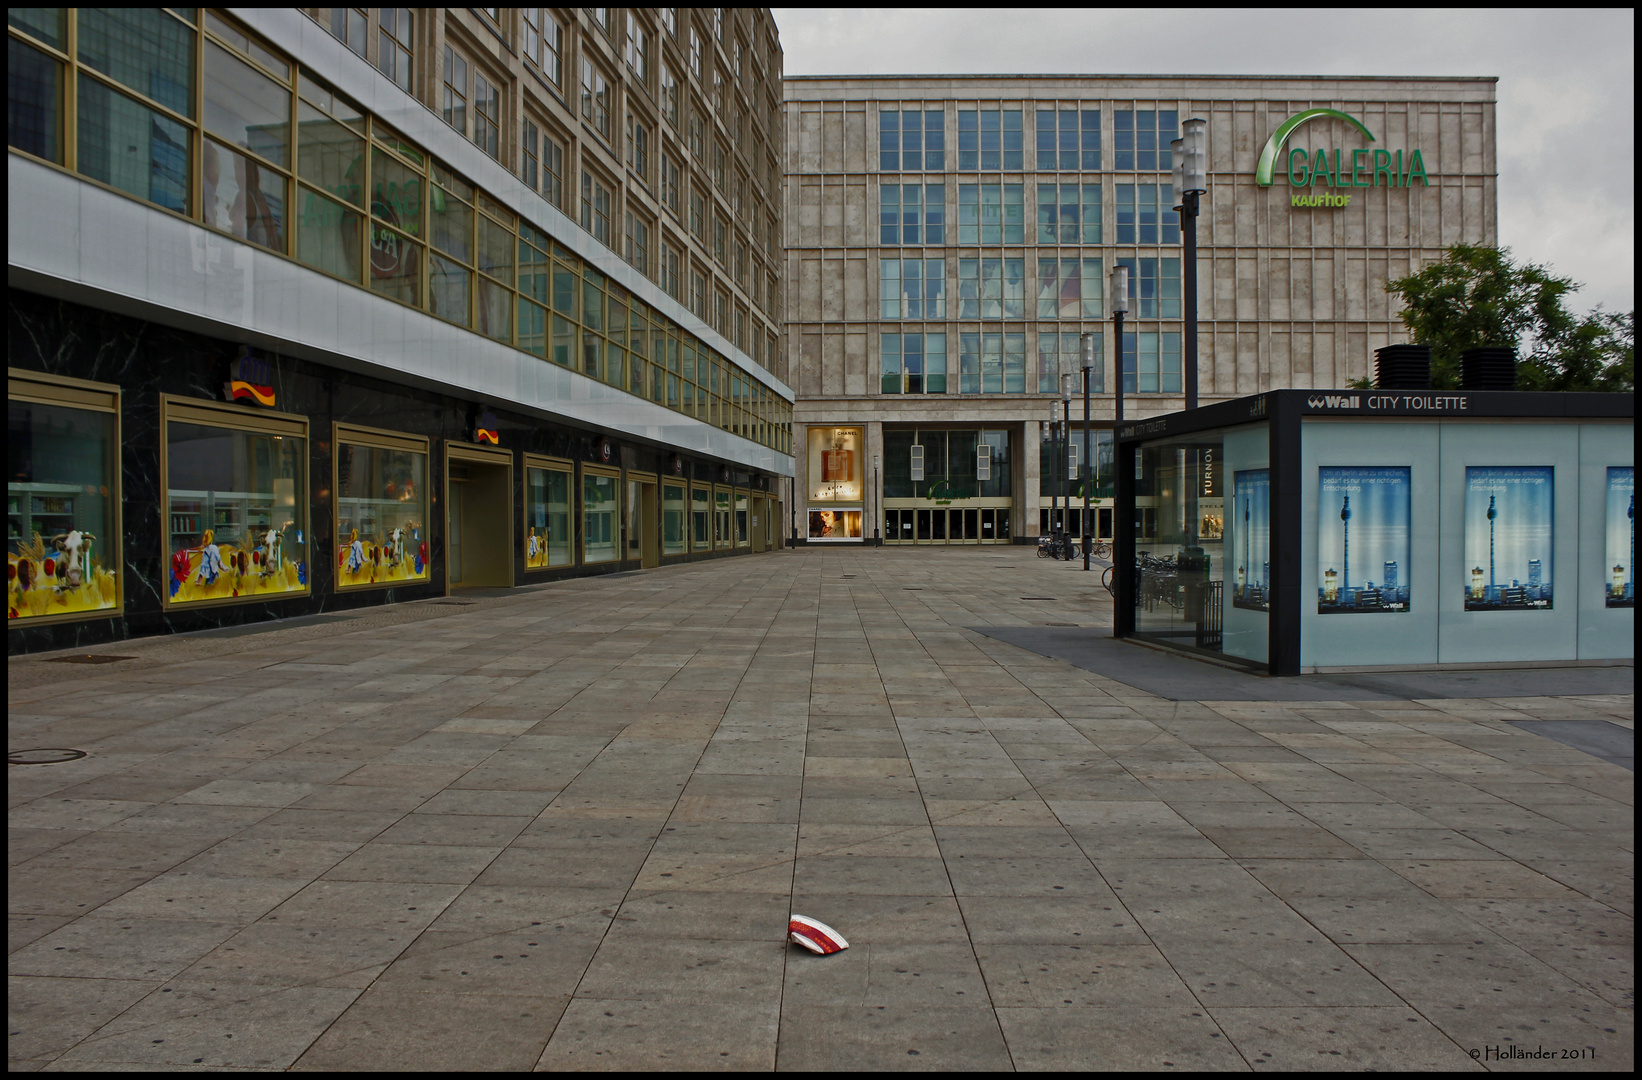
left=771, top=8, right=1636, bottom=317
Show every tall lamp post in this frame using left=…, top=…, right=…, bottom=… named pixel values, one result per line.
left=873, top=453, right=880, bottom=545
left=1060, top=373, right=1075, bottom=555
left=1110, top=264, right=1129, bottom=424
left=1079, top=334, right=1095, bottom=570
left=1171, top=118, right=1207, bottom=411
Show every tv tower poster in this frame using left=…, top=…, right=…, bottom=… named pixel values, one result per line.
left=1317, top=467, right=1411, bottom=614
left=1231, top=469, right=1271, bottom=611
left=1463, top=466, right=1553, bottom=611
left=1607, top=466, right=1634, bottom=609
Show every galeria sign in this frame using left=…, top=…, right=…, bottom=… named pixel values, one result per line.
left=1256, top=108, right=1428, bottom=208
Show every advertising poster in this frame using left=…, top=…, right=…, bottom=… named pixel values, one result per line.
left=1231, top=469, right=1270, bottom=611
left=1463, top=466, right=1553, bottom=611
left=1317, top=467, right=1410, bottom=614
left=1606, top=466, right=1634, bottom=608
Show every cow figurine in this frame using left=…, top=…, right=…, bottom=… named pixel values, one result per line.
left=49, top=530, right=95, bottom=590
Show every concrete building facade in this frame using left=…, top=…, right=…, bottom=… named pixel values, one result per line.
left=781, top=74, right=1497, bottom=545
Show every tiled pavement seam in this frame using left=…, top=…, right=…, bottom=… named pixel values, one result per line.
left=8, top=548, right=1634, bottom=1071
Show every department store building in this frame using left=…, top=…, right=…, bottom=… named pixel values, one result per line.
left=8, top=8, right=792, bottom=652
left=782, top=73, right=1496, bottom=546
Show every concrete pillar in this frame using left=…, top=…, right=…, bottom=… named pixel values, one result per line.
left=865, top=421, right=884, bottom=544
left=1020, top=420, right=1041, bottom=540
left=791, top=423, right=806, bottom=541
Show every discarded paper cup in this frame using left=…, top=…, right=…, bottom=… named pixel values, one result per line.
left=788, top=914, right=848, bottom=954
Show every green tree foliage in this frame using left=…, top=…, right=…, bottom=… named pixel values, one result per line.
left=1379, top=244, right=1633, bottom=392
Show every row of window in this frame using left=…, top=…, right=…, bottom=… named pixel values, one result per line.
left=880, top=258, right=1182, bottom=320
left=6, top=9, right=790, bottom=455
left=880, top=108, right=1180, bottom=172
left=878, top=331, right=1183, bottom=396
left=7, top=373, right=767, bottom=627
left=880, top=182, right=1180, bottom=246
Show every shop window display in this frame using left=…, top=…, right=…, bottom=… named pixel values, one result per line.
left=584, top=470, right=619, bottom=562
left=525, top=463, right=574, bottom=568
left=165, top=404, right=307, bottom=605
left=335, top=430, right=428, bottom=588
left=663, top=483, right=687, bottom=555
left=8, top=378, right=121, bottom=622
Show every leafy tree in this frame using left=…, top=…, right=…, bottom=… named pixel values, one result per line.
left=1375, top=243, right=1633, bottom=392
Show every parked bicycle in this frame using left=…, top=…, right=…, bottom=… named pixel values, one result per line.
left=1036, top=534, right=1081, bottom=560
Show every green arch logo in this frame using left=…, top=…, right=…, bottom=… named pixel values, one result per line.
left=1255, top=108, right=1376, bottom=187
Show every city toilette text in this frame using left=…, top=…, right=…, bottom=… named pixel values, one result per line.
left=1306, top=394, right=1468, bottom=411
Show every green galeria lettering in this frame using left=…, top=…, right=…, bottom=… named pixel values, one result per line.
left=1258, top=107, right=1429, bottom=188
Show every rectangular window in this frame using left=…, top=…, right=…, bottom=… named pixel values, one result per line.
left=1037, top=183, right=1099, bottom=245
left=660, top=62, right=679, bottom=126
left=583, top=470, right=620, bottom=563
left=581, top=58, right=610, bottom=140
left=163, top=400, right=308, bottom=608
left=581, top=171, right=611, bottom=243
left=881, top=332, right=901, bottom=394
left=660, top=151, right=681, bottom=214
left=880, top=182, right=945, bottom=245
left=663, top=482, right=686, bottom=555
left=378, top=8, right=413, bottom=93
left=713, top=211, right=727, bottom=264
left=1116, top=184, right=1177, bottom=243
left=522, top=119, right=539, bottom=191
left=442, top=45, right=468, bottom=136
left=329, top=7, right=367, bottom=57
left=714, top=488, right=732, bottom=547
left=8, top=373, right=121, bottom=623
left=1115, top=257, right=1180, bottom=319
left=1114, top=109, right=1179, bottom=171
left=661, top=239, right=681, bottom=299
left=626, top=115, right=649, bottom=182
left=625, top=210, right=649, bottom=276
left=624, top=11, right=648, bottom=80
left=878, top=108, right=945, bottom=171
left=1120, top=330, right=1182, bottom=394
left=335, top=426, right=430, bottom=590
left=8, top=35, right=63, bottom=164
left=1035, top=107, right=1100, bottom=171
left=957, top=184, right=1023, bottom=245
left=957, top=258, right=1023, bottom=319
left=880, top=258, right=945, bottom=320
left=957, top=109, right=1023, bottom=170
left=1036, top=257, right=1102, bottom=320
left=690, top=484, right=710, bottom=549
left=524, top=461, right=574, bottom=568
left=473, top=70, right=500, bottom=159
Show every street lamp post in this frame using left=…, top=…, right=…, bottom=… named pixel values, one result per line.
left=1060, top=373, right=1075, bottom=556
left=1049, top=400, right=1060, bottom=545
left=1110, top=264, right=1129, bottom=425
left=1172, top=118, right=1207, bottom=411
left=1080, top=334, right=1095, bottom=570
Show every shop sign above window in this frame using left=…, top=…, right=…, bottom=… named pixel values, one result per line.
left=226, top=347, right=275, bottom=407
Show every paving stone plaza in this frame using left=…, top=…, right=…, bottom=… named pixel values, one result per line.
left=8, top=548, right=1633, bottom=1071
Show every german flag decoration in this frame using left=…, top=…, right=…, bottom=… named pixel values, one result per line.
left=475, top=408, right=500, bottom=446
left=226, top=347, right=275, bottom=407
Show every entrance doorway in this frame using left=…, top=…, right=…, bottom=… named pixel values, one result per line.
left=626, top=475, right=659, bottom=568
left=885, top=503, right=1012, bottom=544
left=446, top=443, right=512, bottom=591
left=751, top=495, right=766, bottom=552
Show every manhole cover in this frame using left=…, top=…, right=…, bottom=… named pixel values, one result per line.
left=44, top=654, right=135, bottom=665
left=9, top=748, right=88, bottom=765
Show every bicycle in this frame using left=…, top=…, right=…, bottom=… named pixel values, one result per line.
left=1036, top=534, right=1081, bottom=561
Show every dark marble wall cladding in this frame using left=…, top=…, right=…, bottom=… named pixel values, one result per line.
left=9, top=291, right=774, bottom=655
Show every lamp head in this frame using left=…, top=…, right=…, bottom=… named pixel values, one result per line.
left=1110, top=264, right=1130, bottom=314
left=1182, top=117, right=1208, bottom=195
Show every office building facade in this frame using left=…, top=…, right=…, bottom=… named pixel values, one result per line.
left=8, top=8, right=792, bottom=652
left=782, top=74, right=1496, bottom=545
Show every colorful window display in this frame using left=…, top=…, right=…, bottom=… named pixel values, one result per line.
left=584, top=469, right=619, bottom=562
left=1231, top=468, right=1270, bottom=611
left=1464, top=466, right=1553, bottom=611
left=1317, top=467, right=1410, bottom=614
left=8, top=375, right=121, bottom=622
left=334, top=428, right=428, bottom=589
left=525, top=462, right=574, bottom=569
left=1608, top=467, right=1634, bottom=608
left=165, top=402, right=308, bottom=606
left=809, top=509, right=863, bottom=539
left=662, top=483, right=686, bottom=555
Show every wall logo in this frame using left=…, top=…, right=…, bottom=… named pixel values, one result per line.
left=474, top=409, right=500, bottom=445
left=1256, top=108, right=1428, bottom=205
left=1307, top=395, right=1362, bottom=409
left=226, top=347, right=275, bottom=407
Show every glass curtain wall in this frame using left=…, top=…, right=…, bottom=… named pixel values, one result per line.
left=6, top=9, right=792, bottom=455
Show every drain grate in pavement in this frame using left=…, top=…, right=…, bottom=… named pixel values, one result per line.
left=9, top=748, right=88, bottom=765
left=44, top=654, right=135, bottom=664
left=428, top=599, right=477, bottom=606
left=1020, top=597, right=1059, bottom=601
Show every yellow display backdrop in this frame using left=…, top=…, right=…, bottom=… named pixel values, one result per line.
left=8, top=369, right=122, bottom=624
left=162, top=398, right=309, bottom=608
left=524, top=456, right=575, bottom=569
left=334, top=423, right=430, bottom=589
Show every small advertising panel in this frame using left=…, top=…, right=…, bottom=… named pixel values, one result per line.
left=809, top=509, right=862, bottom=540
left=1231, top=468, right=1270, bottom=611
left=1463, top=466, right=1553, bottom=611
left=1605, top=466, right=1633, bottom=608
left=1317, top=466, right=1411, bottom=614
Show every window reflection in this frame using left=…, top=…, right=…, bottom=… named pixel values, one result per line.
left=202, top=138, right=285, bottom=250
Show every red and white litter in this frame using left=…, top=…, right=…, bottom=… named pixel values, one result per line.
left=787, top=914, right=848, bottom=955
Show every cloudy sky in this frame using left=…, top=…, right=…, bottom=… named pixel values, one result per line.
left=771, top=8, right=1635, bottom=317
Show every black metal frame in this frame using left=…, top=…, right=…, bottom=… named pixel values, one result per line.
left=1115, top=389, right=1633, bottom=676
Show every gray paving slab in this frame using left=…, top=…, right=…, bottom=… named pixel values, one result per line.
left=8, top=547, right=1633, bottom=1071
